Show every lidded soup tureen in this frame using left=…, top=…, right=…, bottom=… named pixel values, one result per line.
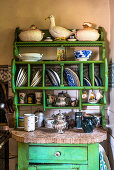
left=53, top=110, right=67, bottom=134
left=19, top=25, right=44, bottom=41
left=76, top=22, right=100, bottom=41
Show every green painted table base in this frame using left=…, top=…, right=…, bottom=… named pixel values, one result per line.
left=18, top=142, right=99, bottom=170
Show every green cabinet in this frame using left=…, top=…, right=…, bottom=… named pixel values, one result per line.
left=12, top=27, right=107, bottom=170
left=18, top=143, right=99, bottom=170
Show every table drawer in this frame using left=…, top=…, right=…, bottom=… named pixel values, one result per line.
left=29, top=145, right=88, bottom=164
left=28, top=164, right=88, bottom=170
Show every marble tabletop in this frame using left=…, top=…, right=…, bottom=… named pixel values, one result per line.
left=11, top=127, right=107, bottom=144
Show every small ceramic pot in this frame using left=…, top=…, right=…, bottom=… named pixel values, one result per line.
left=19, top=92, right=26, bottom=104
left=35, top=92, right=42, bottom=104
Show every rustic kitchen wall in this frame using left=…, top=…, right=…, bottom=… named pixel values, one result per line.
left=0, top=0, right=110, bottom=64
left=0, top=0, right=112, bottom=169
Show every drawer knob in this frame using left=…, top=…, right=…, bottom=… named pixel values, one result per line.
left=55, top=151, right=61, bottom=157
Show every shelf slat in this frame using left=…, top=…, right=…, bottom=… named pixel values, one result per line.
left=15, top=86, right=105, bottom=90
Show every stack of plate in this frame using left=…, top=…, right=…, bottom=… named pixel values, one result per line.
left=31, top=70, right=42, bottom=87
left=83, top=76, right=102, bottom=86
left=17, top=53, right=43, bottom=62
left=46, top=69, right=60, bottom=86
left=16, top=68, right=27, bottom=87
left=64, top=68, right=80, bottom=86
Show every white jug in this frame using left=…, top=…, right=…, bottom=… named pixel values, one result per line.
left=24, top=114, right=38, bottom=131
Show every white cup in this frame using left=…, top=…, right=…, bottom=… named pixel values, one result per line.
left=24, top=114, right=38, bottom=131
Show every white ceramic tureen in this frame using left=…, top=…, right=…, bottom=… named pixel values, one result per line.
left=19, top=25, right=44, bottom=41
left=76, top=22, right=100, bottom=41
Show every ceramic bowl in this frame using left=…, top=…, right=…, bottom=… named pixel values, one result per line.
left=74, top=50, right=92, bottom=61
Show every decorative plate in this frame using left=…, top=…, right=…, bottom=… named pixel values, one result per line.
left=95, top=76, right=102, bottom=86
left=64, top=68, right=80, bottom=86
left=83, top=77, right=91, bottom=86
left=46, top=69, right=58, bottom=86
left=49, top=69, right=60, bottom=86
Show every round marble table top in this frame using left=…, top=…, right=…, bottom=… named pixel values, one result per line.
left=11, top=127, right=107, bottom=144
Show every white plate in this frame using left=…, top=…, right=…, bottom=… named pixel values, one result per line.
left=18, top=53, right=43, bottom=58
left=20, top=58, right=41, bottom=62
left=67, top=39, right=77, bottom=41
left=31, top=75, right=41, bottom=87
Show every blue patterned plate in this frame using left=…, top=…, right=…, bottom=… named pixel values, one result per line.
left=64, top=68, right=80, bottom=86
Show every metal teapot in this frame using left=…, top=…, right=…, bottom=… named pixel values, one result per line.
left=53, top=110, right=67, bottom=134
left=55, top=91, right=71, bottom=106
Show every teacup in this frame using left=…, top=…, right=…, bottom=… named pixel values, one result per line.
left=96, top=91, right=103, bottom=101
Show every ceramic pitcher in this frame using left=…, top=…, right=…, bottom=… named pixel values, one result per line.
left=24, top=114, right=38, bottom=131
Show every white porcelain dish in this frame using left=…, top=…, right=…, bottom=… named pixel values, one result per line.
left=67, top=38, right=77, bottom=41
left=17, top=53, right=43, bottom=61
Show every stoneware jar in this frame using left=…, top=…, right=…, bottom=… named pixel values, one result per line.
left=76, top=22, right=100, bottom=41
left=19, top=25, right=44, bottom=41
left=24, top=114, right=38, bottom=131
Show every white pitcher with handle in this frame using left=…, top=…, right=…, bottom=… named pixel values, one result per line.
left=24, top=114, right=38, bottom=131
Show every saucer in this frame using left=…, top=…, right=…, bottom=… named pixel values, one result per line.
left=67, top=39, right=77, bottom=41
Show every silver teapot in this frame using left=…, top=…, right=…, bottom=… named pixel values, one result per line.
left=53, top=110, right=67, bottom=134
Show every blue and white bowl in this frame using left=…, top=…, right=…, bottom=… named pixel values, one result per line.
left=74, top=50, right=92, bottom=61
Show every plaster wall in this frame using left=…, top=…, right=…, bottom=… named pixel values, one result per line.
left=0, top=0, right=110, bottom=64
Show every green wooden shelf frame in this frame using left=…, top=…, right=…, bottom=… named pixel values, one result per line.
left=12, top=27, right=108, bottom=128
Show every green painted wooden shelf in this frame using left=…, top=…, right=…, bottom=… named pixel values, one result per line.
left=17, top=104, right=43, bottom=106
left=12, top=27, right=108, bottom=128
left=15, top=86, right=105, bottom=90
left=82, top=103, right=104, bottom=106
left=15, top=60, right=104, bottom=64
left=45, top=106, right=79, bottom=109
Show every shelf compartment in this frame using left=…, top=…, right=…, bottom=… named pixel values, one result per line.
left=15, top=64, right=28, bottom=87
left=45, top=90, right=79, bottom=110
left=45, top=64, right=61, bottom=87
left=83, top=63, right=93, bottom=86
left=63, top=64, right=80, bottom=87
left=30, top=64, right=43, bottom=87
